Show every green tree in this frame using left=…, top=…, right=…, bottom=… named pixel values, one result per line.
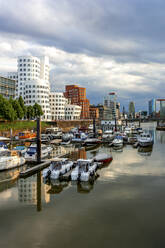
left=0, top=95, right=17, bottom=121
left=33, top=103, right=43, bottom=118
left=18, top=96, right=27, bottom=118
left=13, top=99, right=24, bottom=120
left=27, top=105, right=35, bottom=120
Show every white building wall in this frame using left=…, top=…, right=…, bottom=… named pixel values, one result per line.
left=8, top=56, right=51, bottom=121
left=65, top=104, right=81, bottom=120
left=49, top=92, right=67, bottom=120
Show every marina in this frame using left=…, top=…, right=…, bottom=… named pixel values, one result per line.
left=0, top=122, right=165, bottom=247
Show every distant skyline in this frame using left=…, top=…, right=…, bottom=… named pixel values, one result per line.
left=0, top=0, right=165, bottom=111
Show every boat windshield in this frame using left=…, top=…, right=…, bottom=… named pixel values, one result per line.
left=28, top=147, right=36, bottom=153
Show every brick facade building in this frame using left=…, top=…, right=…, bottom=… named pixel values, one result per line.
left=64, top=85, right=90, bottom=119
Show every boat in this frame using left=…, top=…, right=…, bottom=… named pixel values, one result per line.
left=102, top=130, right=115, bottom=141
left=0, top=150, right=25, bottom=171
left=112, top=135, right=123, bottom=147
left=0, top=142, right=9, bottom=154
left=60, top=140, right=71, bottom=146
left=83, top=138, right=101, bottom=146
left=94, top=153, right=113, bottom=164
left=24, top=144, right=53, bottom=161
left=136, top=127, right=143, bottom=134
left=13, top=145, right=27, bottom=155
left=124, top=127, right=132, bottom=135
left=18, top=131, right=36, bottom=140
left=138, top=133, right=153, bottom=147
left=71, top=159, right=98, bottom=182
left=42, top=158, right=73, bottom=180
left=71, top=132, right=87, bottom=143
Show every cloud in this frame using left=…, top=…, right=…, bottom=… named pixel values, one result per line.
left=0, top=0, right=165, bottom=110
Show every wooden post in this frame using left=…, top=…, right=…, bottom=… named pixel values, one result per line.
left=115, top=118, right=117, bottom=132
left=139, top=118, right=141, bottom=127
left=37, top=172, right=42, bottom=212
left=37, top=117, right=41, bottom=163
left=93, top=118, right=96, bottom=138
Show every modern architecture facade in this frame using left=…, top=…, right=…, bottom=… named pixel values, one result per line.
left=157, top=99, right=165, bottom=118
left=64, top=85, right=90, bottom=119
left=8, top=56, right=51, bottom=120
left=65, top=104, right=81, bottom=120
left=103, top=92, right=118, bottom=119
left=129, top=101, right=135, bottom=118
left=0, top=76, right=15, bottom=99
left=49, top=92, right=67, bottom=120
left=148, top=99, right=156, bottom=117
left=49, top=92, right=81, bottom=120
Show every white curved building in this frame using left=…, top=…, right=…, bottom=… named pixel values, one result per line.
left=8, top=56, right=51, bottom=121
left=49, top=92, right=67, bottom=120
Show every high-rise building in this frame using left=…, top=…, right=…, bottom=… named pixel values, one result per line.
left=64, top=85, right=90, bottom=119
left=103, top=92, right=118, bottom=119
left=0, top=76, right=15, bottom=99
left=8, top=56, right=51, bottom=121
left=148, top=99, right=156, bottom=117
left=129, top=101, right=135, bottom=118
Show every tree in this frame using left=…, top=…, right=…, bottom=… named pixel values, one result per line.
left=0, top=95, right=17, bottom=121
left=12, top=99, right=24, bottom=120
left=18, top=96, right=26, bottom=118
left=33, top=103, right=43, bottom=118
left=27, top=105, right=35, bottom=120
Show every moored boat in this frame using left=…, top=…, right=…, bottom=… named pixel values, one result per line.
left=138, top=133, right=153, bottom=147
left=94, top=153, right=113, bottom=164
left=83, top=138, right=101, bottom=146
left=0, top=150, right=25, bottom=171
left=24, top=144, right=53, bottom=161
left=42, top=158, right=73, bottom=180
left=112, top=135, right=123, bottom=147
left=71, top=159, right=98, bottom=182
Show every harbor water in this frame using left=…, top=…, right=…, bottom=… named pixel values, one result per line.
left=1, top=122, right=165, bottom=247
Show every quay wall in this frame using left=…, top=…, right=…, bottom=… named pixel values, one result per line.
left=0, top=120, right=98, bottom=137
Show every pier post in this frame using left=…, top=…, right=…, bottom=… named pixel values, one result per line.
left=37, top=172, right=42, bottom=212
left=114, top=118, right=117, bottom=132
left=139, top=118, right=141, bottom=127
left=37, top=117, right=41, bottom=163
left=93, top=118, right=96, bottom=138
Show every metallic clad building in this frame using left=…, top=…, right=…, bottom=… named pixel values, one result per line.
left=0, top=76, right=15, bottom=99
left=148, top=99, right=156, bottom=117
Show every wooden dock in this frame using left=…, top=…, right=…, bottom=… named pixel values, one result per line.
left=19, top=160, right=51, bottom=178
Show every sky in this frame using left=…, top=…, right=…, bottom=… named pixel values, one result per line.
left=0, top=0, right=165, bottom=111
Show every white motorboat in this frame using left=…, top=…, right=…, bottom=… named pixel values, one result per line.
left=112, top=136, right=123, bottom=147
left=138, top=133, right=153, bottom=147
left=102, top=130, right=115, bottom=141
left=71, top=159, right=98, bottom=182
left=83, top=138, right=101, bottom=146
left=124, top=127, right=132, bottom=135
left=24, top=144, right=53, bottom=161
left=42, top=158, right=73, bottom=180
left=0, top=150, right=25, bottom=171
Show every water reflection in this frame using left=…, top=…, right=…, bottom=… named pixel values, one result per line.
left=138, top=146, right=153, bottom=157
left=18, top=173, right=50, bottom=211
